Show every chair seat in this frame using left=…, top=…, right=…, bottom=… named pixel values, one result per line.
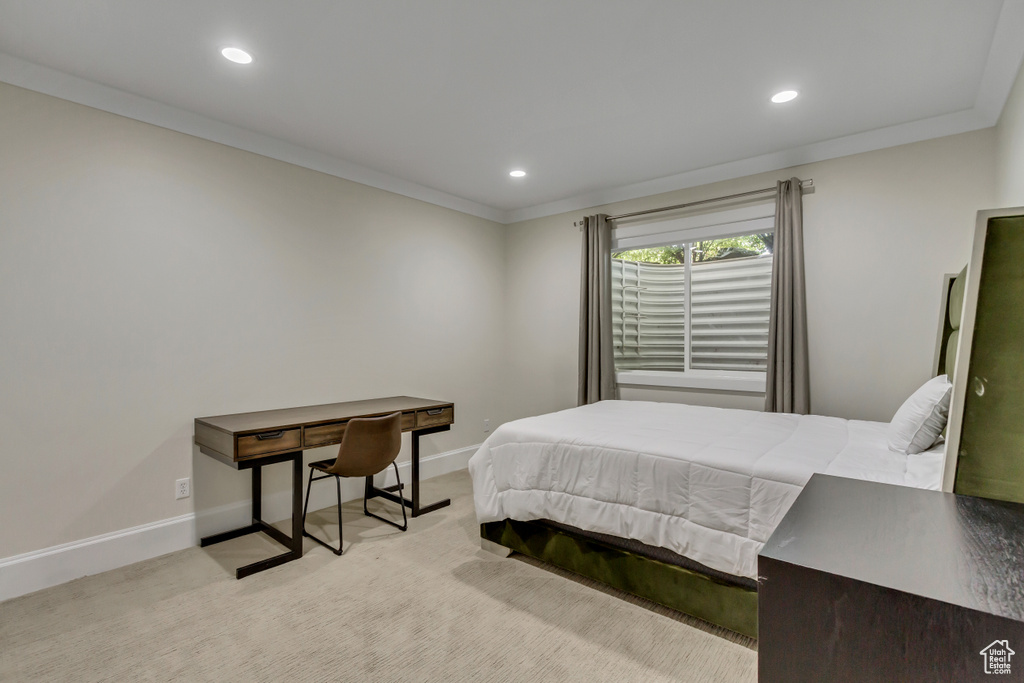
left=309, top=458, right=381, bottom=478
left=302, top=411, right=407, bottom=555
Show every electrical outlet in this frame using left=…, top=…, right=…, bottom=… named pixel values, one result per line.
left=483, top=419, right=491, bottom=433
left=175, top=477, right=190, bottom=500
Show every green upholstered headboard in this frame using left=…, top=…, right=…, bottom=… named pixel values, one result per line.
left=935, top=267, right=966, bottom=378
left=943, top=209, right=1024, bottom=504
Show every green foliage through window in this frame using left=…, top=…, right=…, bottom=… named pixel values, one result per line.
left=613, top=233, right=773, bottom=264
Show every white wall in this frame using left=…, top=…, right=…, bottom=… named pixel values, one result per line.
left=1, top=63, right=1017, bottom=568
left=0, top=82, right=507, bottom=559
left=504, top=129, right=995, bottom=424
left=996, top=56, right=1024, bottom=208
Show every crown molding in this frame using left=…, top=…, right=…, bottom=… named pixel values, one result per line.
left=0, top=52, right=506, bottom=224
left=505, top=1, right=1024, bottom=225
left=503, top=108, right=991, bottom=224
left=4, top=0, right=1024, bottom=230
left=974, top=0, right=1024, bottom=124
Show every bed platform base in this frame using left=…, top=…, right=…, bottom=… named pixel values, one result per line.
left=481, top=519, right=758, bottom=638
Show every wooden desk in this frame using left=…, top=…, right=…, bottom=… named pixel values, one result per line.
left=194, top=396, right=455, bottom=578
left=758, top=474, right=1024, bottom=682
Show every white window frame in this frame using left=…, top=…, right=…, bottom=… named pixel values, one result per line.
left=612, top=202, right=775, bottom=393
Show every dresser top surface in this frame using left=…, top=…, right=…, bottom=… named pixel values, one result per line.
left=196, top=396, right=452, bottom=434
left=760, top=474, right=1024, bottom=622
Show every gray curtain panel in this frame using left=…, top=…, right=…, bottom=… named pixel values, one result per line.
left=578, top=214, right=617, bottom=405
left=765, top=178, right=810, bottom=414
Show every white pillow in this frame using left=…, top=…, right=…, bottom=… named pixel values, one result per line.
left=888, top=375, right=953, bottom=454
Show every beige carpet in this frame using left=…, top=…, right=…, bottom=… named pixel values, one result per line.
left=0, top=470, right=756, bottom=682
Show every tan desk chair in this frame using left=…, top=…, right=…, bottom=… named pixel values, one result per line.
left=302, top=411, right=407, bottom=555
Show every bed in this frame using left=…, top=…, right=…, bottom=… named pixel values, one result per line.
left=468, top=271, right=962, bottom=638
left=469, top=401, right=946, bottom=636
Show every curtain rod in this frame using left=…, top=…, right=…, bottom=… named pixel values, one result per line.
left=575, top=178, right=813, bottom=227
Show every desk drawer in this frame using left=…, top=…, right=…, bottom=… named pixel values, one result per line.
left=237, top=428, right=301, bottom=459
left=416, top=406, right=454, bottom=428
left=306, top=412, right=416, bottom=447
left=304, top=421, right=347, bottom=449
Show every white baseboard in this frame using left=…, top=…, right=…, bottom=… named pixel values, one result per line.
left=0, top=444, right=479, bottom=603
left=0, top=514, right=196, bottom=603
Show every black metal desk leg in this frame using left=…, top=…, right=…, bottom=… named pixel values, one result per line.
left=410, top=428, right=451, bottom=517
left=411, top=430, right=421, bottom=512
left=364, top=426, right=452, bottom=517
left=200, top=451, right=305, bottom=579
left=252, top=463, right=262, bottom=522
left=291, top=453, right=302, bottom=555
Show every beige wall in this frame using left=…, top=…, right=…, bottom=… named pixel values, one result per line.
left=3, top=66, right=1020, bottom=561
left=0, top=83, right=507, bottom=558
left=996, top=58, right=1024, bottom=208
left=504, top=129, right=996, bottom=424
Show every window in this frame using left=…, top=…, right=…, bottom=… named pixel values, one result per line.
left=610, top=204, right=775, bottom=392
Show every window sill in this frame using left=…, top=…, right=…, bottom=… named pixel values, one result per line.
left=616, top=370, right=766, bottom=393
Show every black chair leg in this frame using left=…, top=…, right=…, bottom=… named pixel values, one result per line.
left=302, top=469, right=344, bottom=556
left=394, top=462, right=408, bottom=530
left=335, top=475, right=343, bottom=553
left=363, top=462, right=408, bottom=531
left=302, top=468, right=314, bottom=526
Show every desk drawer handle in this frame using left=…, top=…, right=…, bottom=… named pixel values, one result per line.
left=426, top=408, right=445, bottom=416
left=255, top=430, right=285, bottom=440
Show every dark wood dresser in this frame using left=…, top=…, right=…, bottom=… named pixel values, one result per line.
left=758, top=474, right=1024, bottom=682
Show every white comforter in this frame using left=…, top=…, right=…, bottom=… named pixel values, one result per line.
left=468, top=400, right=945, bottom=580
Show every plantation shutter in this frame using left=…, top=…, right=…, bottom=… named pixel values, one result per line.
left=690, top=256, right=772, bottom=371
left=612, top=260, right=687, bottom=370
left=612, top=255, right=772, bottom=372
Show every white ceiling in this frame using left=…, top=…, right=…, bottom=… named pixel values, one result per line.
left=1, top=1, right=1023, bottom=223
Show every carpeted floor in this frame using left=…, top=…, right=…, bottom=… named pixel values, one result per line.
left=0, top=470, right=756, bottom=682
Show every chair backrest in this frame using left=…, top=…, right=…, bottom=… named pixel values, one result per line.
left=326, top=412, right=403, bottom=477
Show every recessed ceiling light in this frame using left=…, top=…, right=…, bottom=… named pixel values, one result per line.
left=221, top=47, right=253, bottom=65
left=509, top=170, right=526, bottom=178
left=771, top=90, right=798, bottom=104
